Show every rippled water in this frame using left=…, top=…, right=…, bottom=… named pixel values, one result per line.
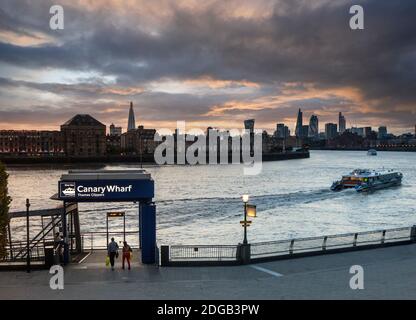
left=6, top=150, right=416, bottom=245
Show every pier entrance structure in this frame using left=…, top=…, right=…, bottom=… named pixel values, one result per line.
left=56, top=169, right=156, bottom=264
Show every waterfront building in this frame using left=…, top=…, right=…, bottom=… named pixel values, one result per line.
left=109, top=124, right=122, bottom=136
left=318, top=132, right=327, bottom=140
left=106, top=134, right=121, bottom=154
left=364, top=127, right=372, bottom=138
left=127, top=102, right=136, bottom=131
left=275, top=123, right=290, bottom=139
left=308, top=115, right=319, bottom=139
left=121, top=125, right=158, bottom=155
left=378, top=126, right=388, bottom=139
left=0, top=130, right=64, bottom=155
left=301, top=125, right=309, bottom=139
left=325, top=123, right=338, bottom=140
left=61, top=114, right=107, bottom=157
left=295, top=109, right=303, bottom=138
left=351, top=127, right=365, bottom=137
left=339, top=112, right=346, bottom=133
left=327, top=131, right=365, bottom=148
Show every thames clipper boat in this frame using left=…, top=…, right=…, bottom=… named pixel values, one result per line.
left=331, top=169, right=403, bottom=192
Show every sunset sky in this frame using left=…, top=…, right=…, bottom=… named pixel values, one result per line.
left=0, top=0, right=415, bottom=134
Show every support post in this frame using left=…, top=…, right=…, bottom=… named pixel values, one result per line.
left=106, top=213, right=109, bottom=249
left=138, top=203, right=142, bottom=249
left=160, top=246, right=170, bottom=266
left=243, top=202, right=248, bottom=245
left=72, top=205, right=82, bottom=253
left=237, top=243, right=251, bottom=265
left=70, top=209, right=73, bottom=252
left=62, top=202, right=69, bottom=265
left=322, top=236, right=328, bottom=251
left=139, top=201, right=156, bottom=264
left=411, top=225, right=416, bottom=242
left=289, top=239, right=295, bottom=254
left=123, top=213, right=126, bottom=242
left=7, top=223, right=13, bottom=260
left=26, top=199, right=30, bottom=273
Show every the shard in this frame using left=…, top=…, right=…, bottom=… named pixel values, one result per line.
left=127, top=101, right=136, bottom=131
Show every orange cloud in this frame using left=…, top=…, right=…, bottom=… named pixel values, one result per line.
left=0, top=30, right=56, bottom=46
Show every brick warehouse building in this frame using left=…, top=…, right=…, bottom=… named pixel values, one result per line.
left=61, top=114, right=107, bottom=157
left=0, top=130, right=64, bottom=155
left=121, top=125, right=157, bottom=155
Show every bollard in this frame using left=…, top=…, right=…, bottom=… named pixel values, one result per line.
left=237, top=243, right=251, bottom=264
left=160, top=246, right=170, bottom=266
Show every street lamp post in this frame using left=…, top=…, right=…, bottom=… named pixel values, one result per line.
left=242, top=195, right=249, bottom=245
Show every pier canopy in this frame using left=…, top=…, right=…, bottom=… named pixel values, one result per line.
left=56, top=169, right=156, bottom=264
left=57, top=169, right=154, bottom=202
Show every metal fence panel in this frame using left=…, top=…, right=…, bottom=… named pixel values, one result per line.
left=251, top=240, right=290, bottom=257
left=169, top=245, right=238, bottom=261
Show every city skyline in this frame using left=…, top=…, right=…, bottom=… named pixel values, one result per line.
left=1, top=0, right=415, bottom=134
left=0, top=102, right=413, bottom=138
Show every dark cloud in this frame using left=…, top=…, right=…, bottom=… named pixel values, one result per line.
left=0, top=0, right=415, bottom=132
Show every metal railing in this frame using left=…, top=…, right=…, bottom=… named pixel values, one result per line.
left=250, top=227, right=412, bottom=258
left=2, top=231, right=140, bottom=264
left=161, top=226, right=415, bottom=266
left=2, top=240, right=47, bottom=263
left=81, top=231, right=140, bottom=251
left=169, top=245, right=238, bottom=262
left=13, top=215, right=61, bottom=260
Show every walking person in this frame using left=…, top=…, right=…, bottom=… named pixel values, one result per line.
left=54, top=232, right=64, bottom=264
left=122, top=241, right=133, bottom=270
left=107, top=238, right=119, bottom=271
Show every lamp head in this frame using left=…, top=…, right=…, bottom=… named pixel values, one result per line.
left=242, top=194, right=249, bottom=203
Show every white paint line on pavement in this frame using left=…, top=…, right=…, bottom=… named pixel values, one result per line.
left=78, top=252, right=92, bottom=264
left=250, top=265, right=283, bottom=278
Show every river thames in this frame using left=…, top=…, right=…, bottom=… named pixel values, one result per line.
left=6, top=150, right=416, bottom=245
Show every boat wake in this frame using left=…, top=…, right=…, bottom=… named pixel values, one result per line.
left=154, top=187, right=358, bottom=226
left=77, top=187, right=359, bottom=228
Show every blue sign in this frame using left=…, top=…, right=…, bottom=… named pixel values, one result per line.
left=58, top=179, right=154, bottom=202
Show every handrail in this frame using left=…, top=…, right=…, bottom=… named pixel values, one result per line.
left=250, top=227, right=412, bottom=258
left=14, top=215, right=61, bottom=259
left=13, top=203, right=79, bottom=259
left=163, top=226, right=414, bottom=264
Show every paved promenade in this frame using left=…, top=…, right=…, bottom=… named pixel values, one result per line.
left=1, top=244, right=416, bottom=299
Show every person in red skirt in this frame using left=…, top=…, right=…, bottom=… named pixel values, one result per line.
left=122, top=241, right=133, bottom=270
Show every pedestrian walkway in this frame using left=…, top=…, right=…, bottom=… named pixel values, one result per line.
left=72, top=249, right=142, bottom=270
left=1, top=243, right=416, bottom=299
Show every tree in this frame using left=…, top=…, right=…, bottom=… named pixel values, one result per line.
left=0, top=161, right=11, bottom=259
